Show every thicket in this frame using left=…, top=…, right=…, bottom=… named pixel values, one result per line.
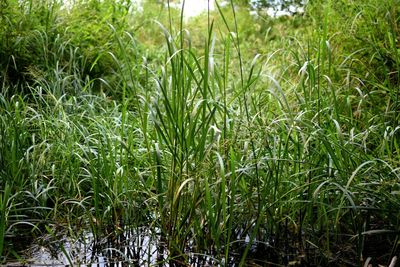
left=0, top=0, right=399, bottom=265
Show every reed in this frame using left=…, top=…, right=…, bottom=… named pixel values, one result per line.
left=0, top=0, right=399, bottom=265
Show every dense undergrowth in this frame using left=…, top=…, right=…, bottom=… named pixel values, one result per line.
left=0, top=0, right=399, bottom=265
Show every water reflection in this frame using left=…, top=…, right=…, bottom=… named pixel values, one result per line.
left=9, top=226, right=238, bottom=266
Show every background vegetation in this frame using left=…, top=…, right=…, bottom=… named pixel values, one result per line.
left=0, top=0, right=399, bottom=265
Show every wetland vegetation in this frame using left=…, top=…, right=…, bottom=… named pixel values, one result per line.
left=0, top=0, right=399, bottom=265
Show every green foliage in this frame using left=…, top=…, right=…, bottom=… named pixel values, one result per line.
left=0, top=0, right=399, bottom=265
left=0, top=0, right=138, bottom=98
left=62, top=0, right=131, bottom=84
left=0, top=0, right=59, bottom=91
left=252, top=0, right=305, bottom=13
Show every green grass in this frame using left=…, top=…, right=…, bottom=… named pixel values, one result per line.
left=0, top=0, right=399, bottom=265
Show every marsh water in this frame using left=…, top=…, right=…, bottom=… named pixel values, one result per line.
left=5, top=222, right=312, bottom=266
left=5, top=227, right=263, bottom=266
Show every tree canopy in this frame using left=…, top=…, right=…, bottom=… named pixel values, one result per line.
left=235, top=0, right=305, bottom=13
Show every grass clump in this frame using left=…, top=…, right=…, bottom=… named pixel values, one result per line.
left=1, top=0, right=399, bottom=265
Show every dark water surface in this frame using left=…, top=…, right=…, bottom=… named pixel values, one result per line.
left=5, top=226, right=242, bottom=266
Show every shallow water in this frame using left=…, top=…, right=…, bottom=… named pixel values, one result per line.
left=8, top=222, right=372, bottom=266
left=5, top=227, right=240, bottom=266
left=7, top=228, right=160, bottom=266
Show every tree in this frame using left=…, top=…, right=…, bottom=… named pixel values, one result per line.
left=233, top=0, right=305, bottom=14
